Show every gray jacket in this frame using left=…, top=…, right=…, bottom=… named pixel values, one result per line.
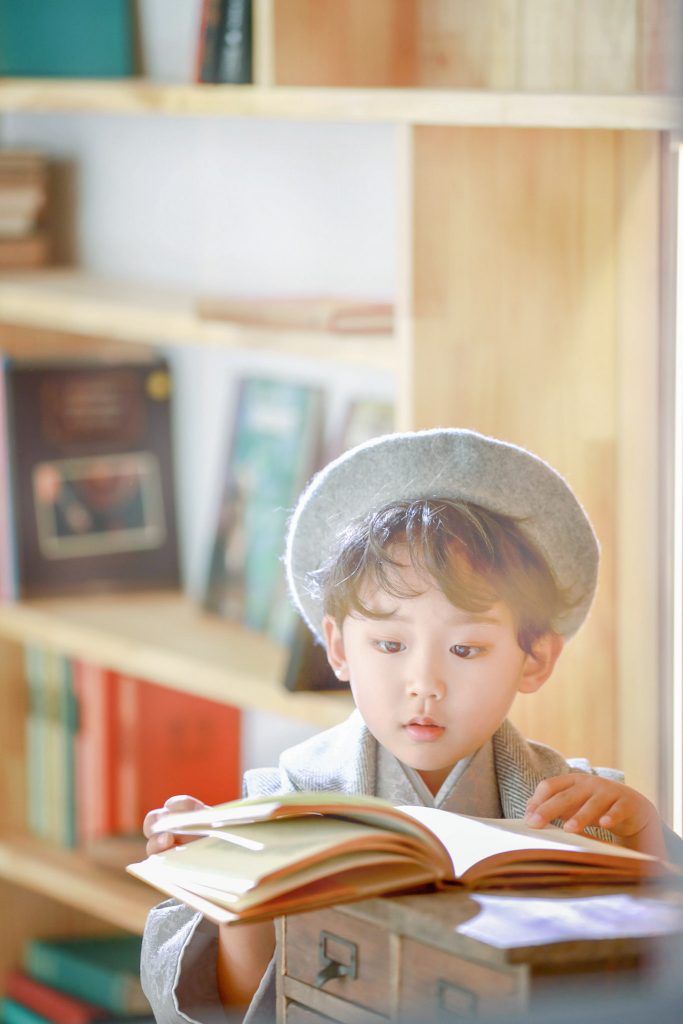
left=140, top=712, right=671, bottom=1024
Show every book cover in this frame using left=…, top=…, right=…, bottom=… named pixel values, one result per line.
left=115, top=674, right=241, bottom=832
left=128, top=792, right=680, bottom=926
left=281, top=397, right=393, bottom=692
left=195, top=0, right=226, bottom=83
left=5, top=357, right=180, bottom=597
left=0, top=353, right=18, bottom=599
left=215, top=0, right=252, bottom=84
left=24, top=936, right=149, bottom=1017
left=72, top=660, right=119, bottom=844
left=0, top=0, right=135, bottom=78
left=4, top=971, right=113, bottom=1024
left=202, top=377, right=324, bottom=642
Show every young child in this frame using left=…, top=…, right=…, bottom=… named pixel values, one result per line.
left=140, top=428, right=679, bottom=1024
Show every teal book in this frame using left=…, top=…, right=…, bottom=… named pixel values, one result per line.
left=25, top=645, right=47, bottom=839
left=0, top=0, right=135, bottom=78
left=202, top=377, right=324, bottom=643
left=24, top=936, right=149, bottom=1016
left=0, top=998, right=51, bottom=1024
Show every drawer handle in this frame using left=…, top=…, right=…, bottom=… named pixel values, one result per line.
left=315, top=930, right=358, bottom=988
left=436, top=978, right=477, bottom=1017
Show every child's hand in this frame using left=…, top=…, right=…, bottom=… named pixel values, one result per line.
left=143, top=794, right=208, bottom=857
left=524, top=774, right=667, bottom=857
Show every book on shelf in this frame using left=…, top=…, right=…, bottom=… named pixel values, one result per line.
left=202, top=376, right=324, bottom=643
left=3, top=355, right=180, bottom=598
left=0, top=0, right=135, bottom=78
left=281, top=397, right=394, bottom=693
left=25, top=646, right=78, bottom=847
left=28, top=654, right=242, bottom=846
left=114, top=674, right=241, bottom=832
left=195, top=294, right=395, bottom=335
left=127, top=791, right=680, bottom=927
left=24, top=935, right=150, bottom=1016
left=196, top=0, right=252, bottom=83
left=4, top=970, right=114, bottom=1024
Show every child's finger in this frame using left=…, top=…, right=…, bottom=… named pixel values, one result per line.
left=562, top=793, right=613, bottom=832
left=146, top=831, right=175, bottom=856
left=525, top=775, right=576, bottom=814
left=163, top=794, right=207, bottom=813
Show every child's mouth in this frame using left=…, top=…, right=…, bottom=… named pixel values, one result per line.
left=404, top=718, right=445, bottom=742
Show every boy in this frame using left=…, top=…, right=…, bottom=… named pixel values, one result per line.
left=141, top=428, right=678, bottom=1024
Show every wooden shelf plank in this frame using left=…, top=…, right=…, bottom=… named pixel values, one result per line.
left=0, top=80, right=680, bottom=130
left=0, top=271, right=396, bottom=370
left=0, top=593, right=353, bottom=727
left=0, top=836, right=156, bottom=934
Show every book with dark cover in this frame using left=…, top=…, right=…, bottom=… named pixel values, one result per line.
left=215, top=0, right=252, bottom=84
left=5, top=356, right=180, bottom=597
left=24, top=936, right=149, bottom=1016
left=0, top=0, right=135, bottom=78
left=202, top=376, right=323, bottom=642
left=195, top=0, right=225, bottom=83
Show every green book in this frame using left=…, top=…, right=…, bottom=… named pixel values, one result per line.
left=0, top=0, right=134, bottom=78
left=24, top=936, right=149, bottom=1016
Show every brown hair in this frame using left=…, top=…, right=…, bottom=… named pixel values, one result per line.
left=307, top=499, right=575, bottom=654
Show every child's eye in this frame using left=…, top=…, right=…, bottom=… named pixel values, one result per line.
left=451, top=644, right=482, bottom=659
left=374, top=639, right=405, bottom=654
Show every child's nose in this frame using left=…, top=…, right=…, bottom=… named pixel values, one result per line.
left=407, top=662, right=447, bottom=702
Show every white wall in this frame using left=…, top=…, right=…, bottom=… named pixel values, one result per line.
left=0, top=3, right=399, bottom=772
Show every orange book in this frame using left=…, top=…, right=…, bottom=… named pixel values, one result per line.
left=116, top=675, right=241, bottom=831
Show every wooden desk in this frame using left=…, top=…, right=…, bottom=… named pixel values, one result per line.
left=275, top=886, right=683, bottom=1022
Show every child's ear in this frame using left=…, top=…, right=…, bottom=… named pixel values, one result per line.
left=322, top=614, right=350, bottom=682
left=517, top=631, right=564, bottom=694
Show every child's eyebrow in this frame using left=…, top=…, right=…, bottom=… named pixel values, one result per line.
left=378, top=610, right=503, bottom=626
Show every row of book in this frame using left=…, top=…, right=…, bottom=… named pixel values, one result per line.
left=24, top=646, right=241, bottom=852
left=2, top=934, right=152, bottom=1024
left=0, top=151, right=50, bottom=269
left=196, top=0, right=253, bottom=84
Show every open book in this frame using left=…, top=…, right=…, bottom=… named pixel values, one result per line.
left=127, top=792, right=678, bottom=926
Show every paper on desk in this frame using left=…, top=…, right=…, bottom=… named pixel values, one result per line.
left=455, top=893, right=683, bottom=948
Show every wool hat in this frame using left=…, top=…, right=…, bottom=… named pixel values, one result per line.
left=285, top=428, right=599, bottom=642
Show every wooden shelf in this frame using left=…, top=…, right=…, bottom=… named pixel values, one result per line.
left=0, top=271, right=396, bottom=370
left=0, top=835, right=156, bottom=933
left=0, top=593, right=354, bottom=728
left=0, top=79, right=680, bottom=130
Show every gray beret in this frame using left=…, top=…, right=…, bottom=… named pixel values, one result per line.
left=285, top=428, right=599, bottom=642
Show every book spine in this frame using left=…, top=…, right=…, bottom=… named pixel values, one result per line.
left=4, top=973, right=105, bottom=1024
left=25, top=645, right=47, bottom=838
left=0, top=998, right=53, bottom=1024
left=115, top=672, right=140, bottom=833
left=196, top=0, right=226, bottom=83
left=73, top=661, right=119, bottom=843
left=0, top=352, right=18, bottom=599
left=215, top=0, right=252, bottom=83
left=60, top=655, right=79, bottom=848
left=25, top=945, right=147, bottom=1016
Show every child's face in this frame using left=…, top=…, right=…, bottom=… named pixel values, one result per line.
left=323, top=559, right=560, bottom=795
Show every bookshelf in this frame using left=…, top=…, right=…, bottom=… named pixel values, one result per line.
left=0, top=0, right=679, bottom=995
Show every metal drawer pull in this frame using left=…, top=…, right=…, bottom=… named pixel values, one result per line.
left=314, top=930, right=358, bottom=988
left=436, top=978, right=477, bottom=1017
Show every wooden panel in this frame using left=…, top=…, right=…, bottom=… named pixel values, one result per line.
left=398, top=937, right=524, bottom=1018
left=283, top=908, right=392, bottom=1012
left=410, top=125, right=634, bottom=770
left=638, top=0, right=683, bottom=95
left=274, top=0, right=418, bottom=87
left=0, top=881, right=122, bottom=996
left=615, top=131, right=662, bottom=802
left=416, top=0, right=518, bottom=91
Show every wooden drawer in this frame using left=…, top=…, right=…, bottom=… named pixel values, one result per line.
left=283, top=908, right=392, bottom=1014
left=398, top=938, right=525, bottom=1019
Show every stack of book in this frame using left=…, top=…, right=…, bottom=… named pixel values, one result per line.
left=24, top=647, right=242, bottom=857
left=0, top=151, right=50, bottom=269
left=1, top=934, right=153, bottom=1024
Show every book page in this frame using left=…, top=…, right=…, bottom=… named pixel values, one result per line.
left=401, top=807, right=658, bottom=882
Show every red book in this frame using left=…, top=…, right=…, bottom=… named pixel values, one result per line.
left=5, top=971, right=112, bottom=1024
left=72, top=661, right=119, bottom=842
left=116, top=675, right=241, bottom=831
